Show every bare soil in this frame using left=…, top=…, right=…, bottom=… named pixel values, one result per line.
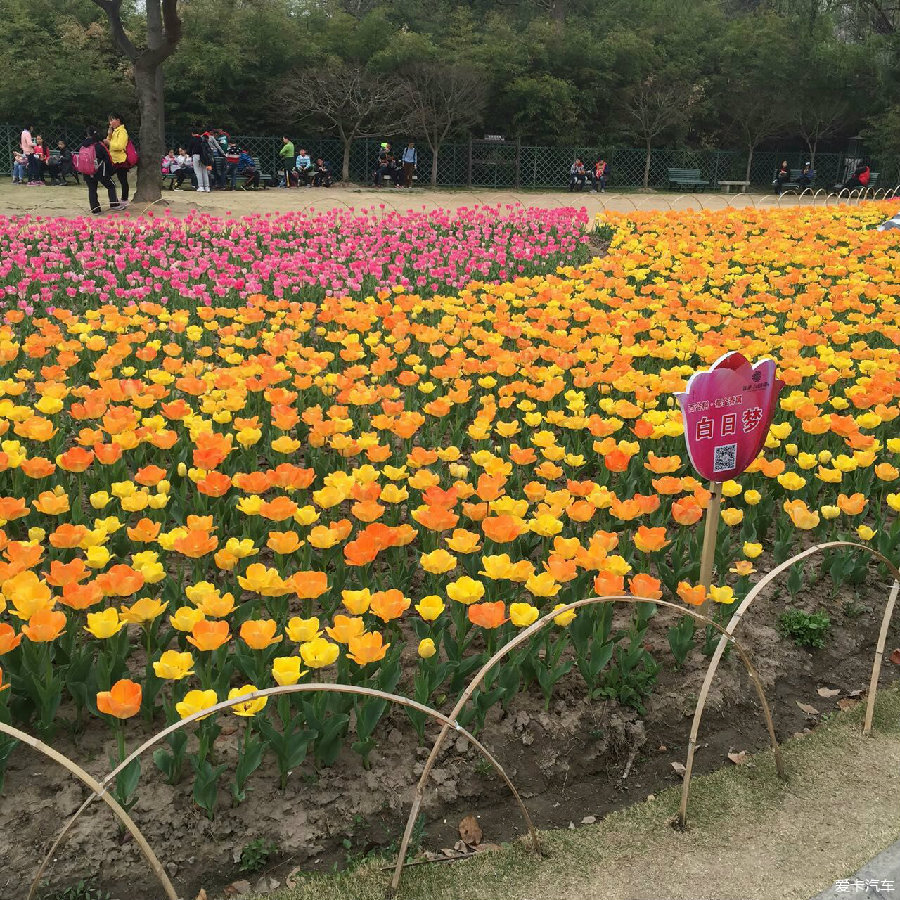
left=1, top=563, right=897, bottom=900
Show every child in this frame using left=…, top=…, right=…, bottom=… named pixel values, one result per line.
left=12, top=152, right=26, bottom=184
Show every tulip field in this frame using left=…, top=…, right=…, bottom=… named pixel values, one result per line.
left=0, top=201, right=899, bottom=887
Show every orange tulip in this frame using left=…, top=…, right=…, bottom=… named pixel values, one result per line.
left=267, top=531, right=302, bottom=554
left=197, top=471, right=232, bottom=497
left=629, top=574, right=663, bottom=601
left=0, top=497, right=29, bottom=521
left=96, top=679, right=142, bottom=719
left=347, top=631, right=390, bottom=665
left=49, top=523, right=88, bottom=549
left=127, top=518, right=162, bottom=542
left=467, top=601, right=507, bottom=629
left=677, top=582, right=707, bottom=607
left=259, top=496, right=298, bottom=521
left=593, top=571, right=625, bottom=596
left=96, top=564, right=145, bottom=597
left=59, top=580, right=103, bottom=610
left=135, top=464, right=167, bottom=486
left=0, top=623, right=23, bottom=654
left=633, top=526, right=669, bottom=553
left=837, top=492, right=867, bottom=515
left=46, top=558, right=90, bottom=587
left=369, top=589, right=411, bottom=622
left=413, top=504, right=460, bottom=532
left=671, top=497, right=704, bottom=526
left=292, top=571, right=329, bottom=600
left=56, top=447, right=94, bottom=472
left=187, top=619, right=230, bottom=651
left=239, top=619, right=282, bottom=650
left=604, top=448, right=630, bottom=473
left=482, top=515, right=525, bottom=543
left=22, top=608, right=67, bottom=642
left=173, top=530, right=218, bottom=558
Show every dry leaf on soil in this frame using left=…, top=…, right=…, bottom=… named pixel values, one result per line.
left=195, top=891, right=208, bottom=900
left=727, top=750, right=749, bottom=765
left=671, top=761, right=686, bottom=777
left=458, top=815, right=483, bottom=846
left=817, top=687, right=840, bottom=698
left=837, top=698, right=860, bottom=711
left=797, top=701, right=820, bottom=716
left=890, top=649, right=900, bottom=665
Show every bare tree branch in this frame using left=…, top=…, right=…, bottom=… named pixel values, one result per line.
left=399, top=62, right=486, bottom=185
left=279, top=63, right=411, bottom=181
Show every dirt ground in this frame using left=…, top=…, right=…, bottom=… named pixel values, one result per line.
left=0, top=180, right=837, bottom=218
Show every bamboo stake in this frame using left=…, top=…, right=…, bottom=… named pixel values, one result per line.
left=0, top=722, right=177, bottom=900
left=698, top=479, right=724, bottom=598
left=30, top=683, right=534, bottom=900
left=389, top=594, right=775, bottom=895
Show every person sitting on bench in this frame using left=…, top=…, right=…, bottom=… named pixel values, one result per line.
left=773, top=159, right=790, bottom=193
left=591, top=158, right=608, bottom=192
left=313, top=158, right=333, bottom=187
left=295, top=148, right=312, bottom=186
left=49, top=140, right=78, bottom=185
left=569, top=158, right=587, bottom=192
left=842, top=160, right=871, bottom=190
left=797, top=162, right=815, bottom=189
left=236, top=149, right=260, bottom=189
left=174, top=146, right=197, bottom=189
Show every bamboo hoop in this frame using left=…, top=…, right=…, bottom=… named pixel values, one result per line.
left=679, top=541, right=900, bottom=827
left=389, top=594, right=777, bottom=895
left=0, top=722, right=177, bottom=900
left=865, top=579, right=900, bottom=735
left=29, top=683, right=534, bottom=900
left=669, top=195, right=706, bottom=212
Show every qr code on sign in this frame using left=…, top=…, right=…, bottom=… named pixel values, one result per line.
left=713, top=443, right=737, bottom=473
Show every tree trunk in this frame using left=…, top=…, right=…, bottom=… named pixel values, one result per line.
left=643, top=140, right=651, bottom=189
left=134, top=64, right=165, bottom=202
left=431, top=148, right=439, bottom=187
left=744, top=145, right=754, bottom=185
left=342, top=138, right=351, bottom=183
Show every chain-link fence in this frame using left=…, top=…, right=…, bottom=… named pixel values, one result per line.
left=1, top=123, right=894, bottom=191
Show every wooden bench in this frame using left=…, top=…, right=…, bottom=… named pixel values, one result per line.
left=779, top=169, right=815, bottom=192
left=667, top=168, right=709, bottom=190
left=718, top=180, right=750, bottom=194
left=833, top=171, right=879, bottom=192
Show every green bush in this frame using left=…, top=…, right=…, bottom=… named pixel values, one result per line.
left=777, top=609, right=831, bottom=649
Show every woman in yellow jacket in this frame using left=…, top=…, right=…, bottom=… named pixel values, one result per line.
left=107, top=114, right=130, bottom=204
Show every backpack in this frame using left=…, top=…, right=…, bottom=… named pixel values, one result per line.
left=73, top=144, right=97, bottom=175
left=199, top=141, right=213, bottom=166
left=125, top=140, right=139, bottom=168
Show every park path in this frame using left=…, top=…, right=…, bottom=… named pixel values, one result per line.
left=0, top=182, right=852, bottom=219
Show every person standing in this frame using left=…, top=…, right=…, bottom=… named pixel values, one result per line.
left=21, top=124, right=39, bottom=185
left=107, top=114, right=130, bottom=204
left=81, top=127, right=120, bottom=214
left=279, top=136, right=295, bottom=187
left=188, top=127, right=210, bottom=192
left=32, top=136, right=48, bottom=184
left=401, top=141, right=417, bottom=188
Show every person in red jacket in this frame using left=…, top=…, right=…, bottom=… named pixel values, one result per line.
left=843, top=160, right=871, bottom=190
